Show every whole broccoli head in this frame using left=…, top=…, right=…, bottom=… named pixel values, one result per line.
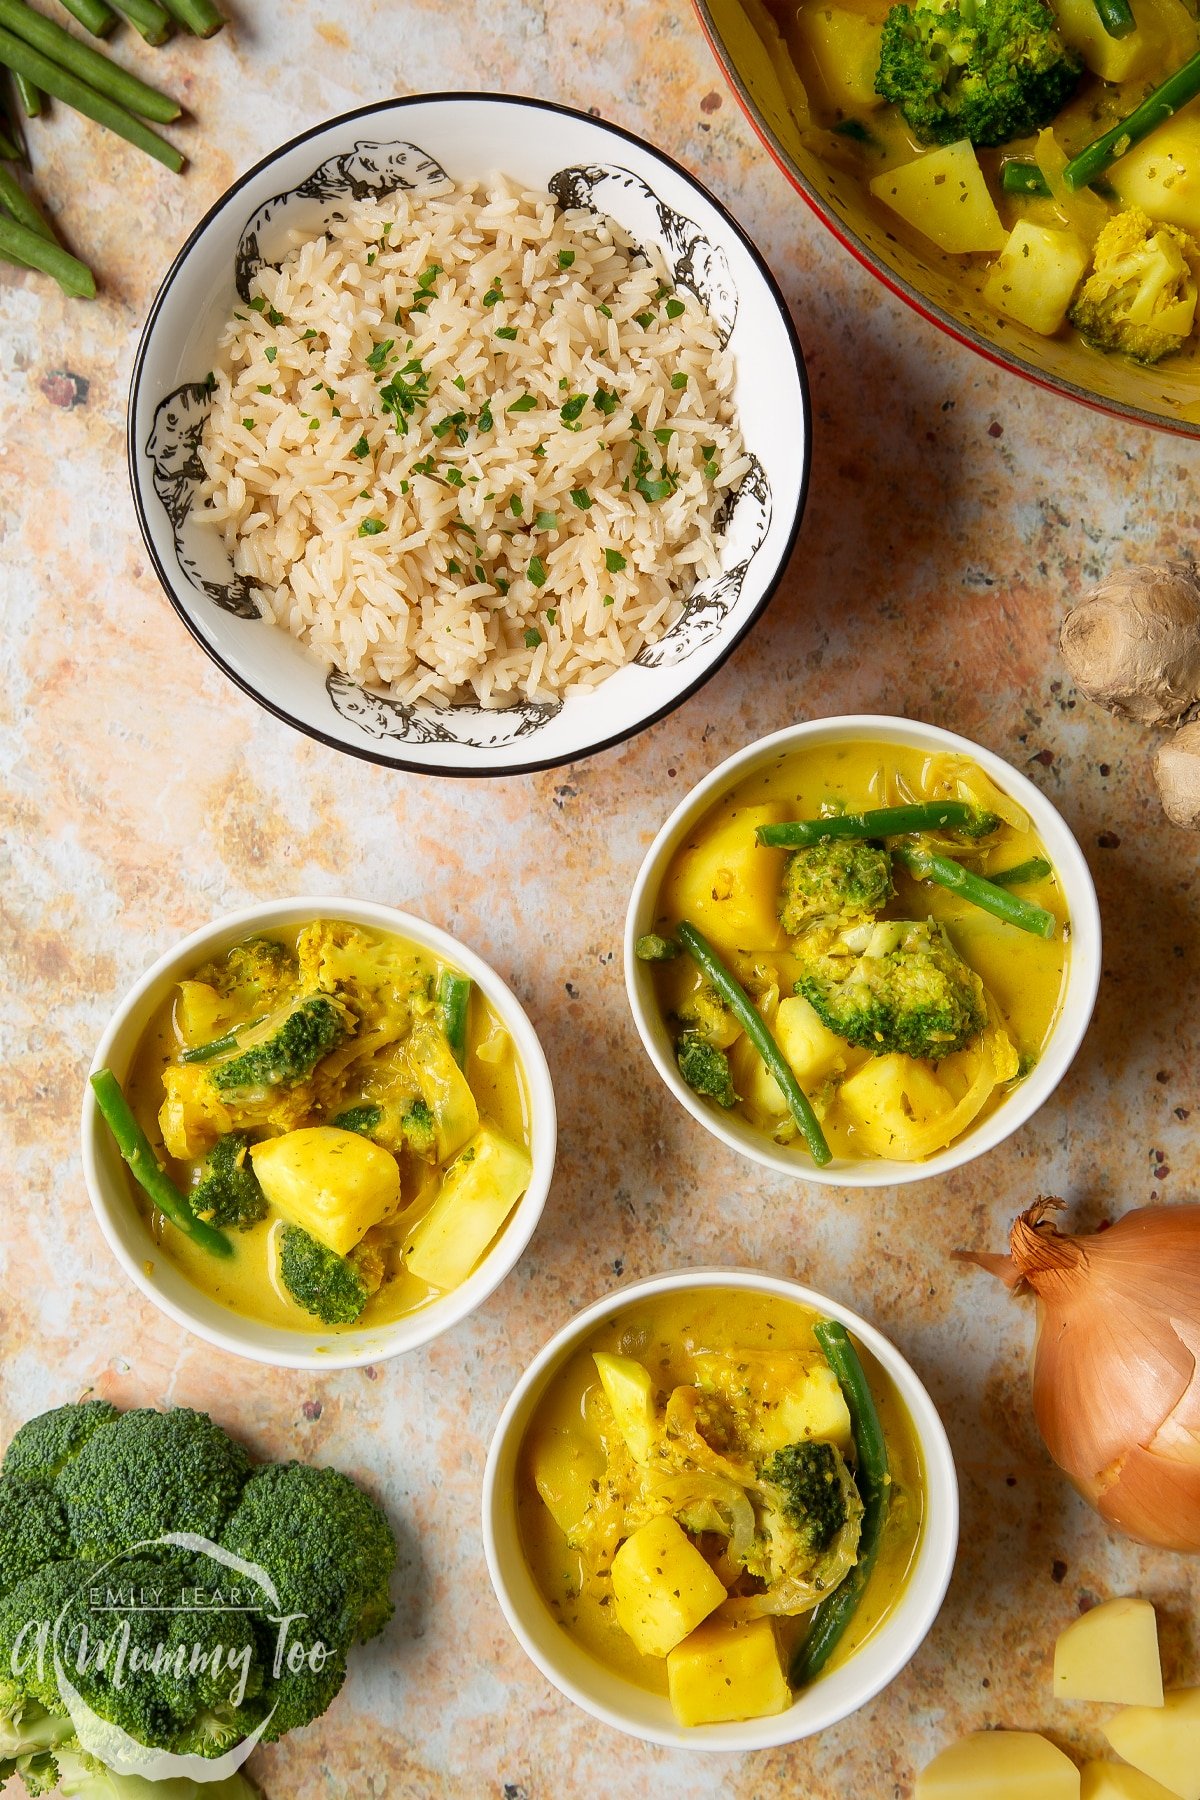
left=0, top=1482, right=70, bottom=1600
left=758, top=1441, right=850, bottom=1556
left=1070, top=208, right=1200, bottom=364
left=211, top=995, right=349, bottom=1096
left=795, top=918, right=986, bottom=1059
left=189, top=1133, right=267, bottom=1231
left=779, top=840, right=894, bottom=936
left=55, top=1409, right=250, bottom=1562
left=2, top=1404, right=119, bottom=1487
left=875, top=0, right=1081, bottom=147
left=676, top=1031, right=739, bottom=1108
left=278, top=1226, right=381, bottom=1326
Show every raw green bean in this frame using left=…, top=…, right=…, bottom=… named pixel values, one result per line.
left=1092, top=0, right=1136, bottom=35
left=756, top=801, right=998, bottom=849
left=159, top=0, right=223, bottom=34
left=791, top=1320, right=891, bottom=1686
left=90, top=1069, right=233, bottom=1258
left=0, top=211, right=91, bottom=291
left=14, top=69, right=37, bottom=113
left=437, top=970, right=471, bottom=1067
left=0, top=0, right=180, bottom=122
left=989, top=855, right=1052, bottom=889
left=896, top=845, right=1056, bottom=937
left=0, top=26, right=183, bottom=166
left=675, top=921, right=832, bottom=1167
left=1000, top=159, right=1050, bottom=197
left=58, top=0, right=119, bottom=35
left=0, top=161, right=54, bottom=238
left=1065, top=48, right=1200, bottom=190
left=109, top=0, right=172, bottom=42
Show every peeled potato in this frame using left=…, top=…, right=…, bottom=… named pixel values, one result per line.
left=1054, top=1598, right=1163, bottom=1707
left=916, top=1730, right=1080, bottom=1799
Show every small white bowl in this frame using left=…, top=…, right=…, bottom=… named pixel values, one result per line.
left=625, top=714, right=1102, bottom=1187
left=482, top=1266, right=958, bottom=1750
left=81, top=897, right=557, bottom=1370
left=128, top=92, right=810, bottom=777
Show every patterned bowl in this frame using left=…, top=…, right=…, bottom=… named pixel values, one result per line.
left=695, top=0, right=1200, bottom=436
left=128, top=92, right=810, bottom=776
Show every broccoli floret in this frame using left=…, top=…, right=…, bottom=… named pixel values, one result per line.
left=634, top=933, right=680, bottom=961
left=1, top=1403, right=119, bottom=1486
left=875, top=0, right=1081, bottom=147
left=331, top=1103, right=384, bottom=1137
left=779, top=840, right=894, bottom=935
left=399, top=1098, right=436, bottom=1156
left=758, top=1441, right=850, bottom=1556
left=675, top=981, right=731, bottom=1044
left=197, top=937, right=297, bottom=1011
left=189, top=1133, right=267, bottom=1230
left=211, top=995, right=348, bottom=1095
left=1069, top=207, right=1200, bottom=364
left=0, top=1482, right=69, bottom=1600
left=55, top=1409, right=250, bottom=1562
left=278, top=1226, right=382, bottom=1326
left=795, top=918, right=986, bottom=1059
left=676, top=1032, right=738, bottom=1108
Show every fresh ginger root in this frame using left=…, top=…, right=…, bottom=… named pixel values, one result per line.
left=1060, top=561, right=1200, bottom=727
left=1154, top=720, right=1200, bottom=828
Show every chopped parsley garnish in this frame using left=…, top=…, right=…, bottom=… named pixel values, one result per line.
left=603, top=593, right=615, bottom=606
left=241, top=417, right=255, bottom=430
left=474, top=563, right=487, bottom=583
left=418, top=264, right=441, bottom=290
left=670, top=372, right=688, bottom=389
left=701, top=443, right=716, bottom=458
left=524, top=624, right=543, bottom=644
left=495, top=326, right=518, bottom=340
left=378, top=360, right=429, bottom=435
left=634, top=310, right=655, bottom=329
left=412, top=455, right=438, bottom=477
left=507, top=394, right=537, bottom=413
left=527, top=558, right=547, bottom=589
left=445, top=467, right=465, bottom=487
left=351, top=436, right=371, bottom=458
left=546, top=607, right=557, bottom=624
left=249, top=297, right=267, bottom=313
left=666, top=297, right=686, bottom=319
left=256, top=383, right=272, bottom=394
left=358, top=518, right=385, bottom=536
left=510, top=495, right=523, bottom=518
left=638, top=475, right=673, bottom=502
left=535, top=510, right=557, bottom=529
left=400, top=479, right=410, bottom=493
left=560, top=395, right=587, bottom=423
left=703, top=459, right=719, bottom=479
left=366, top=339, right=396, bottom=371
left=308, top=418, right=320, bottom=430
left=264, top=346, right=277, bottom=363
left=593, top=386, right=618, bottom=417
left=532, top=442, right=546, bottom=457
left=653, top=426, right=675, bottom=444
left=477, top=402, right=494, bottom=431
left=452, top=374, right=466, bottom=391
left=570, top=487, right=592, bottom=510
left=366, top=252, right=376, bottom=266
left=597, top=303, right=612, bottom=319
left=605, top=548, right=627, bottom=573
left=483, top=282, right=503, bottom=308
left=268, top=307, right=285, bottom=327
left=302, top=328, right=318, bottom=340
left=558, top=249, right=576, bottom=268
left=496, top=576, right=510, bottom=595
left=447, top=559, right=461, bottom=575
left=631, top=411, right=644, bottom=431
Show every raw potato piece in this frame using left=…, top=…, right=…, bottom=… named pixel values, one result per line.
left=1103, top=1689, right=1200, bottom=1800
left=666, top=1616, right=791, bottom=1726
left=593, top=1353, right=658, bottom=1463
left=610, top=1516, right=726, bottom=1657
left=916, top=1730, right=1080, bottom=1799
left=984, top=223, right=1089, bottom=336
left=250, top=1126, right=399, bottom=1255
left=870, top=142, right=1007, bottom=255
left=659, top=802, right=788, bottom=959
left=1081, top=1764, right=1182, bottom=1800
left=403, top=1125, right=532, bottom=1289
left=1053, top=1598, right=1163, bottom=1706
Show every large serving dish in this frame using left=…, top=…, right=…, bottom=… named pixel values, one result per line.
left=128, top=91, right=810, bottom=776
left=81, top=896, right=557, bottom=1370
left=482, top=1267, right=958, bottom=1749
left=695, top=0, right=1200, bottom=436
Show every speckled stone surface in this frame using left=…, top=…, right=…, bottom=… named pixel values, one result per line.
left=2, top=3, right=1200, bottom=1795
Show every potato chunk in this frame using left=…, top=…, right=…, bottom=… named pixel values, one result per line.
left=774, top=994, right=848, bottom=1083
left=659, top=802, right=788, bottom=960
left=1081, top=1764, right=1182, bottom=1800
left=917, top=1732, right=1080, bottom=1798
left=593, top=1353, right=658, bottom=1464
left=527, top=1426, right=605, bottom=1540
left=1054, top=1598, right=1163, bottom=1707
left=794, top=4, right=885, bottom=110
left=667, top=1616, right=791, bottom=1726
left=1103, top=1689, right=1200, bottom=1800
left=403, top=1124, right=532, bottom=1290
left=250, top=1126, right=399, bottom=1255
left=984, top=223, right=1090, bottom=336
left=610, top=1516, right=726, bottom=1657
left=1110, top=117, right=1200, bottom=236
left=158, top=1065, right=234, bottom=1161
left=692, top=1350, right=852, bottom=1454
left=839, top=1054, right=953, bottom=1159
left=870, top=142, right=1006, bottom=255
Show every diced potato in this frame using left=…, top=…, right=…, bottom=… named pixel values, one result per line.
left=1103, top=1688, right=1200, bottom=1800
left=593, top=1353, right=658, bottom=1464
left=794, top=4, right=885, bottom=110
left=251, top=1126, right=399, bottom=1255
left=984, top=222, right=1089, bottom=336
left=158, top=1065, right=233, bottom=1161
left=659, top=802, right=788, bottom=959
left=774, top=994, right=848, bottom=1083
left=611, top=1516, right=726, bottom=1657
left=692, top=1350, right=852, bottom=1453
left=729, top=1031, right=788, bottom=1114
left=839, top=1054, right=954, bottom=1160
left=408, top=1024, right=479, bottom=1159
left=174, top=979, right=229, bottom=1047
left=1110, top=117, right=1200, bottom=236
left=666, top=1616, right=791, bottom=1726
left=870, top=142, right=1007, bottom=255
left=1054, top=0, right=1158, bottom=81
left=1081, top=1764, right=1182, bottom=1800
left=916, top=1731, right=1081, bottom=1799
left=403, top=1124, right=532, bottom=1290
left=1054, top=1598, right=1163, bottom=1707
left=527, top=1425, right=605, bottom=1539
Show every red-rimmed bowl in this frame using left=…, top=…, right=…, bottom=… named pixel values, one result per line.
left=694, top=0, right=1200, bottom=436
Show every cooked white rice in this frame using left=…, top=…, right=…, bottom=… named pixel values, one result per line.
left=197, top=176, right=745, bottom=706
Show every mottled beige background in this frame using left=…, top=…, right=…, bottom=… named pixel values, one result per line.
left=2, top=2, right=1199, bottom=1794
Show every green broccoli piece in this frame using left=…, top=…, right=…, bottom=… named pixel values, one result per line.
left=675, top=981, right=731, bottom=1044
left=795, top=918, right=986, bottom=1059
left=196, top=936, right=297, bottom=1011
left=779, top=839, right=894, bottom=936
left=399, top=1098, right=435, bottom=1156
left=331, top=1103, right=384, bottom=1137
left=875, top=0, right=1081, bottom=147
left=1069, top=207, right=1200, bottom=364
left=0, top=1481, right=69, bottom=1600
left=676, top=1031, right=738, bottom=1108
left=53, top=1748, right=262, bottom=1797
left=189, top=1133, right=267, bottom=1230
left=55, top=1409, right=250, bottom=1562
left=211, top=995, right=348, bottom=1095
left=1, top=1402, right=119, bottom=1486
left=634, top=933, right=680, bottom=961
left=278, top=1227, right=379, bottom=1326
left=758, top=1441, right=850, bottom=1556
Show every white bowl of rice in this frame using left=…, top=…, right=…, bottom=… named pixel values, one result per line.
left=128, top=93, right=810, bottom=775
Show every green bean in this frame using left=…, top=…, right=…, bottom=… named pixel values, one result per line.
left=109, top=0, right=171, bottom=40
left=0, top=26, right=183, bottom=166
left=0, top=117, right=20, bottom=157
left=0, top=161, right=54, bottom=238
left=1092, top=0, right=1136, bottom=34
left=58, top=0, right=119, bottom=35
left=90, top=1069, right=233, bottom=1259
left=0, top=211, right=91, bottom=291
left=756, top=801, right=997, bottom=849
left=13, top=69, right=37, bottom=113
left=1065, top=48, right=1200, bottom=190
left=989, top=855, right=1052, bottom=889
left=791, top=1320, right=891, bottom=1686
left=675, top=921, right=832, bottom=1167
left=1000, top=159, right=1050, bottom=197
left=437, top=970, right=471, bottom=1067
left=158, top=0, right=223, bottom=34
left=181, top=1027, right=239, bottom=1064
left=896, top=845, right=1056, bottom=937
left=0, top=0, right=180, bottom=121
